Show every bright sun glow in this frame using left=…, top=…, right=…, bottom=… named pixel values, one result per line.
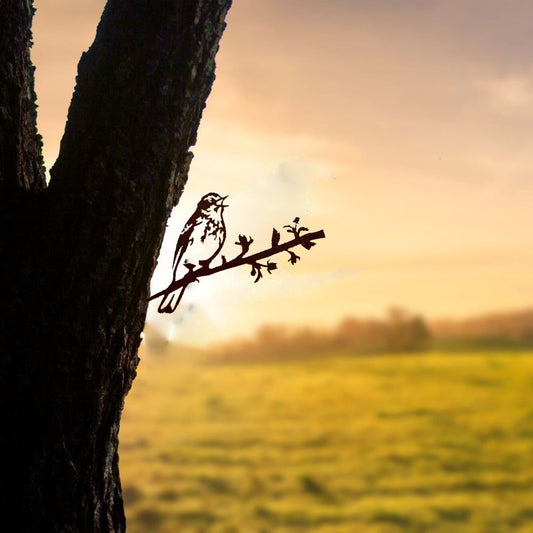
left=32, top=0, right=533, bottom=345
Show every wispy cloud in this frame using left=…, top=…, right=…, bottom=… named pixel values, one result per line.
left=474, top=75, right=533, bottom=111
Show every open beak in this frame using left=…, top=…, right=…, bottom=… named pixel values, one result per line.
left=218, top=195, right=229, bottom=208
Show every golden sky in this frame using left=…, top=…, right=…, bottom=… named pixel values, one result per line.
left=32, top=1, right=533, bottom=344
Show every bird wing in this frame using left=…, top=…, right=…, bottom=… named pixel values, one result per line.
left=172, top=210, right=201, bottom=270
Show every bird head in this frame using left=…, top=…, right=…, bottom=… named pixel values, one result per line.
left=198, top=192, right=228, bottom=213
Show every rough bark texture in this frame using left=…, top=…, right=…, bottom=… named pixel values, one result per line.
left=0, top=0, right=46, bottom=193
left=0, top=0, right=231, bottom=531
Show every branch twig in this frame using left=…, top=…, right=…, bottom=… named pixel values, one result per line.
left=149, top=229, right=325, bottom=302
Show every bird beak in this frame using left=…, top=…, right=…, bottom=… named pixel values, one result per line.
left=219, top=195, right=229, bottom=208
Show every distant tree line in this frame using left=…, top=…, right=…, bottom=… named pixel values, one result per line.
left=210, top=307, right=431, bottom=361
left=431, top=309, right=533, bottom=350
left=335, top=307, right=431, bottom=353
left=208, top=307, right=533, bottom=361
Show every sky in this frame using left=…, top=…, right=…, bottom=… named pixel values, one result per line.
left=31, top=1, right=533, bottom=345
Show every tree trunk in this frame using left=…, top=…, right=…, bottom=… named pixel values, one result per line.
left=0, top=0, right=231, bottom=530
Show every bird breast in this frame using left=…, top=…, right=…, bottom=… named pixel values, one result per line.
left=201, top=216, right=225, bottom=244
left=175, top=215, right=224, bottom=277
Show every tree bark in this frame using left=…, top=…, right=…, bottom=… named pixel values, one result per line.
left=0, top=0, right=231, bottom=531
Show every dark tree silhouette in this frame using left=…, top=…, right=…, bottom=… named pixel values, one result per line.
left=0, top=1, right=231, bottom=531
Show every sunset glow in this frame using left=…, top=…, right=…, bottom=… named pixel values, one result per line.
left=32, top=1, right=533, bottom=344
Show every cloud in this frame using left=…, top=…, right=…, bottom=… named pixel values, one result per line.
left=474, top=76, right=533, bottom=111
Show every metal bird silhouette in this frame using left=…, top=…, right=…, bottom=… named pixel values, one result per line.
left=157, top=192, right=228, bottom=313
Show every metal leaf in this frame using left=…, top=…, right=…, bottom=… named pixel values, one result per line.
left=271, top=228, right=280, bottom=247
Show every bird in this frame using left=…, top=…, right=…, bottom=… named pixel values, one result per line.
left=158, top=192, right=228, bottom=314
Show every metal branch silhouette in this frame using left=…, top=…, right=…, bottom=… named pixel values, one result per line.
left=150, top=203, right=325, bottom=311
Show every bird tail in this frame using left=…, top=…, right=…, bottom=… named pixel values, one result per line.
left=157, top=286, right=186, bottom=314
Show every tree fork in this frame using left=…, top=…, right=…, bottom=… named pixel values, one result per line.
left=0, top=1, right=232, bottom=531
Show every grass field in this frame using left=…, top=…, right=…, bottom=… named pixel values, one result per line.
left=120, top=350, right=533, bottom=532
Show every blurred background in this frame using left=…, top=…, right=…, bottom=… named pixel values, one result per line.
left=33, top=1, right=533, bottom=531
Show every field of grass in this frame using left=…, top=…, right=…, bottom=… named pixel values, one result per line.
left=120, top=350, right=533, bottom=532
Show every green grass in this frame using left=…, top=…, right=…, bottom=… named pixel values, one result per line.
left=120, top=350, right=533, bottom=532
